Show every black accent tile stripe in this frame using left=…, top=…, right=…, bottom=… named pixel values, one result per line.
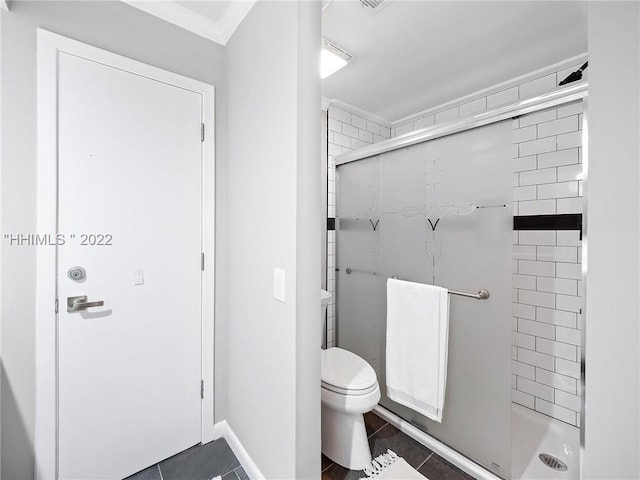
left=327, top=217, right=336, bottom=231
left=513, top=214, right=582, bottom=231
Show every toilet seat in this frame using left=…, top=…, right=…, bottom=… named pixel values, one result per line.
left=321, top=381, right=378, bottom=396
left=321, top=347, right=377, bottom=396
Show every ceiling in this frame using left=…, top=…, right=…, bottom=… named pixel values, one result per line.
left=322, top=1, right=588, bottom=122
left=122, top=0, right=255, bottom=45
left=176, top=0, right=231, bottom=20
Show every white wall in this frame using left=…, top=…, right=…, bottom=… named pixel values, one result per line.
left=1, top=8, right=37, bottom=477
left=584, top=2, right=640, bottom=479
left=0, top=3, right=226, bottom=478
left=224, top=1, right=320, bottom=478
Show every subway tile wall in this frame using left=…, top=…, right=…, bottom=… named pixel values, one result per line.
left=325, top=107, right=390, bottom=347
left=325, top=60, right=585, bottom=425
left=390, top=61, right=588, bottom=139
left=511, top=101, right=584, bottom=427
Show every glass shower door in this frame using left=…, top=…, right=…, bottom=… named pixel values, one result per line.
left=336, top=120, right=513, bottom=478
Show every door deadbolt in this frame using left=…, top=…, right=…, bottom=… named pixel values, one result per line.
left=67, top=266, right=86, bottom=281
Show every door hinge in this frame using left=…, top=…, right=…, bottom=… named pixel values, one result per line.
left=201, top=380, right=204, bottom=399
left=201, top=252, right=205, bottom=271
left=201, top=123, right=205, bottom=142
left=55, top=298, right=59, bottom=314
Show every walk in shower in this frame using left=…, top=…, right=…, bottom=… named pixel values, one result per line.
left=329, top=85, right=587, bottom=480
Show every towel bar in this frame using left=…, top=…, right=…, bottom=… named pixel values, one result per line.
left=447, top=289, right=490, bottom=300
left=342, top=267, right=490, bottom=300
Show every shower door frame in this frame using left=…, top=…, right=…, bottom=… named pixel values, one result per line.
left=336, top=83, right=587, bottom=167
left=333, top=81, right=589, bottom=480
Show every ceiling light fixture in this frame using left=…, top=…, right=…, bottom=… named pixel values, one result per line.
left=321, top=38, right=354, bottom=79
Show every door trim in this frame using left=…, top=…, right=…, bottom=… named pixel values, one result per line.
left=34, top=29, right=216, bottom=479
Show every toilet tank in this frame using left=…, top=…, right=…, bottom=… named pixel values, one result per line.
left=321, top=289, right=332, bottom=348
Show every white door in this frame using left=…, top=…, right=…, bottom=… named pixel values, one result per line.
left=57, top=51, right=203, bottom=479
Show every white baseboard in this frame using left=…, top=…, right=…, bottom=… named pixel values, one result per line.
left=372, top=406, right=504, bottom=480
left=212, top=420, right=265, bottom=480
left=211, top=420, right=227, bottom=441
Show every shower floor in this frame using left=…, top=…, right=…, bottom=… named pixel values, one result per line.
left=511, top=403, right=580, bottom=480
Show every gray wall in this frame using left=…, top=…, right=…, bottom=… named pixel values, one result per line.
left=0, top=10, right=3, bottom=469
left=294, top=2, right=321, bottom=477
left=584, top=2, right=640, bottom=478
left=225, top=1, right=320, bottom=478
left=0, top=3, right=227, bottom=479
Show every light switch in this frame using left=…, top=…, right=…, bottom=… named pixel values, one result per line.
left=134, top=268, right=144, bottom=286
left=274, top=268, right=286, bottom=302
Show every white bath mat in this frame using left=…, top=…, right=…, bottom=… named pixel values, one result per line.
left=360, top=450, right=428, bottom=479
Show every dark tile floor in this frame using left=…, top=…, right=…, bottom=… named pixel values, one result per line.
left=125, top=438, right=248, bottom=480
left=322, top=412, right=475, bottom=480
left=124, top=412, right=473, bottom=480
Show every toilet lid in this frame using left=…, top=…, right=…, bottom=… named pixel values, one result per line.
left=321, top=347, right=377, bottom=393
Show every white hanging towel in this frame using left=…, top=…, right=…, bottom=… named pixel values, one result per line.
left=386, top=278, right=449, bottom=422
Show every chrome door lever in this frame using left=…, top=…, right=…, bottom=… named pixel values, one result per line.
left=67, top=295, right=105, bottom=312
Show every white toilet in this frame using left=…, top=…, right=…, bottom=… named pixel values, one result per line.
left=320, top=290, right=380, bottom=470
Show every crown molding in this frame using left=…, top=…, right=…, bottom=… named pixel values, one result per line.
left=121, top=0, right=256, bottom=46
left=326, top=98, right=393, bottom=128
left=218, top=1, right=256, bottom=43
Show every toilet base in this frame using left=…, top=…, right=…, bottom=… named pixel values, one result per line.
left=321, top=405, right=372, bottom=470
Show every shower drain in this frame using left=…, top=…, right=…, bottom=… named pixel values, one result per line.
left=539, top=453, right=568, bottom=471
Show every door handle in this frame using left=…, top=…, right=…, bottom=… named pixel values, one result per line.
left=67, top=295, right=105, bottom=312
